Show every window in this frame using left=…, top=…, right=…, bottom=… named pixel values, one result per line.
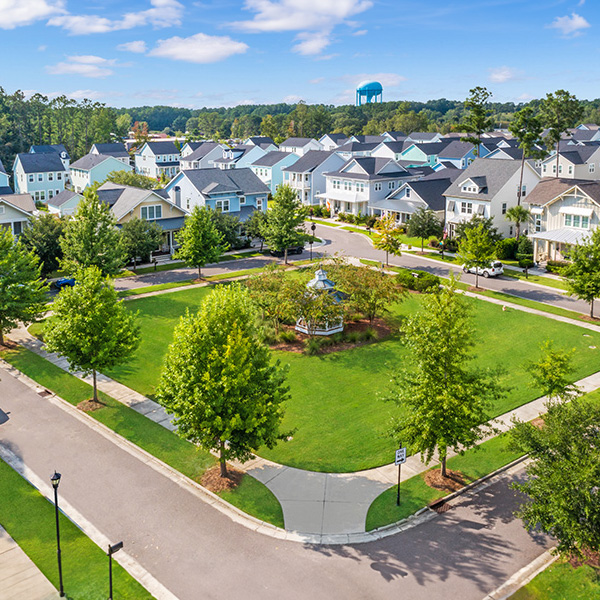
left=48, top=172, right=54, bottom=181
left=28, top=174, right=34, bottom=183
left=38, top=173, right=43, bottom=181
left=13, top=221, right=22, bottom=236
left=39, top=191, right=45, bottom=201
left=522, top=185, right=527, bottom=197
left=356, top=182, right=364, bottom=193
left=56, top=189, right=60, bottom=196
left=216, top=199, right=230, bottom=212
left=344, top=181, right=350, bottom=191
left=552, top=165, right=557, bottom=174
left=590, top=163, right=596, bottom=173
left=460, top=202, right=473, bottom=214
left=0, top=206, right=4, bottom=215
left=565, top=214, right=572, bottom=227
left=374, top=182, right=382, bottom=191
left=543, top=165, right=547, bottom=173
left=582, top=216, right=590, bottom=228
left=257, top=198, right=263, bottom=210
left=141, top=205, right=163, bottom=220
left=502, top=203, right=507, bottom=215
left=388, top=182, right=395, bottom=190
left=535, top=215, right=542, bottom=232
left=509, top=226, right=513, bottom=236
left=34, top=191, right=40, bottom=201
left=240, top=196, right=246, bottom=205
left=186, top=198, right=190, bottom=210
left=568, top=165, right=573, bottom=175
left=48, top=190, right=54, bottom=199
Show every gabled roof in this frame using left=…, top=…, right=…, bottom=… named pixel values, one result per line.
left=282, top=150, right=335, bottom=173
left=438, top=140, right=475, bottom=159
left=547, top=145, right=600, bottom=165
left=280, top=137, right=317, bottom=147
left=91, top=143, right=129, bottom=158
left=30, top=144, right=69, bottom=158
left=486, top=147, right=524, bottom=160
left=375, top=141, right=406, bottom=153
left=212, top=145, right=257, bottom=164
left=350, top=135, right=386, bottom=144
left=326, top=157, right=409, bottom=180
left=178, top=168, right=269, bottom=196
left=246, top=136, right=275, bottom=146
left=0, top=193, right=35, bottom=214
left=181, top=142, right=222, bottom=162
left=71, top=153, right=121, bottom=170
left=403, top=140, right=451, bottom=156
left=443, top=158, right=524, bottom=200
left=0, top=186, right=13, bottom=195
left=320, top=133, right=348, bottom=143
left=406, top=132, right=440, bottom=142
left=251, top=150, right=294, bottom=167
left=382, top=131, right=406, bottom=141
left=15, top=152, right=67, bottom=173
left=47, top=189, right=82, bottom=208
left=335, top=141, right=379, bottom=153
left=525, top=177, right=600, bottom=207
left=389, top=170, right=460, bottom=212
left=141, top=141, right=180, bottom=155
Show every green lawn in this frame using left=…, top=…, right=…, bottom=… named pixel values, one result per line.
left=365, top=433, right=525, bottom=531
left=0, top=458, right=153, bottom=599
left=87, top=284, right=600, bottom=472
left=509, top=561, right=600, bottom=599
left=0, top=346, right=284, bottom=528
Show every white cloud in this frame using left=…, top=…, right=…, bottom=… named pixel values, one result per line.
left=548, top=12, right=590, bottom=37
left=0, top=0, right=65, bottom=29
left=149, top=33, right=248, bottom=63
left=345, top=72, right=406, bottom=88
left=293, top=30, right=332, bottom=55
left=309, top=77, right=325, bottom=84
left=38, top=45, right=47, bottom=51
left=117, top=40, right=147, bottom=53
left=283, top=94, right=303, bottom=103
left=517, top=93, right=534, bottom=102
left=67, top=89, right=105, bottom=100
left=46, top=55, right=117, bottom=78
left=489, top=66, right=520, bottom=83
left=48, top=0, right=183, bottom=35
left=352, top=29, right=367, bottom=36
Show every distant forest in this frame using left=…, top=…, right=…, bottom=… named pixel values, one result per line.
left=3, top=85, right=600, bottom=175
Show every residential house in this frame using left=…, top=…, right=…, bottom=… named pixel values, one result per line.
left=320, top=157, right=422, bottom=216
left=0, top=193, right=35, bottom=237
left=90, top=143, right=130, bottom=165
left=163, top=168, right=269, bottom=219
left=348, top=135, right=387, bottom=144
left=0, top=159, right=11, bottom=194
left=279, top=137, right=323, bottom=156
left=30, top=144, right=70, bottom=170
left=371, top=141, right=409, bottom=161
left=334, top=141, right=380, bottom=160
left=443, top=158, right=541, bottom=238
left=179, top=142, right=225, bottom=170
left=369, top=170, right=460, bottom=224
left=47, top=189, right=83, bottom=217
left=180, top=141, right=205, bottom=157
left=244, top=136, right=277, bottom=151
left=282, top=150, right=346, bottom=205
left=134, top=141, right=181, bottom=179
left=526, top=178, right=600, bottom=263
left=381, top=131, right=406, bottom=142
left=406, top=132, right=443, bottom=144
left=249, top=151, right=300, bottom=195
left=13, top=153, right=68, bottom=202
left=318, top=133, right=349, bottom=151
left=400, top=140, right=452, bottom=167
left=539, top=146, right=600, bottom=180
left=211, top=145, right=266, bottom=170
left=436, top=140, right=479, bottom=169
left=70, top=154, right=132, bottom=192
left=486, top=147, right=525, bottom=161
left=96, top=181, right=188, bottom=253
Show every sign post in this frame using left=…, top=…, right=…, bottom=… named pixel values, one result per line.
left=395, top=446, right=407, bottom=506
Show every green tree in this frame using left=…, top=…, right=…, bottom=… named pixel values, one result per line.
left=106, top=170, right=157, bottom=190
left=559, top=228, right=600, bottom=318
left=261, top=185, right=307, bottom=264
left=458, top=223, right=496, bottom=288
left=157, top=284, right=290, bottom=477
left=115, top=113, right=132, bottom=138
left=407, top=207, right=442, bottom=252
left=508, top=106, right=546, bottom=205
left=385, top=275, right=502, bottom=477
left=374, top=214, right=402, bottom=266
left=510, top=344, right=599, bottom=558
left=516, top=236, right=535, bottom=278
left=19, top=212, right=67, bottom=277
left=120, top=217, right=164, bottom=271
left=454, top=215, right=501, bottom=243
left=505, top=205, right=531, bottom=241
left=210, top=210, right=244, bottom=250
left=60, top=188, right=125, bottom=277
left=540, top=90, right=583, bottom=177
left=44, top=266, right=140, bottom=402
left=461, top=86, right=494, bottom=156
left=0, top=228, right=48, bottom=345
left=175, top=206, right=228, bottom=278
left=244, top=209, right=268, bottom=251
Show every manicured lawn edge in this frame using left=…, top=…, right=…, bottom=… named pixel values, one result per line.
left=0, top=347, right=284, bottom=529
left=0, top=457, right=154, bottom=600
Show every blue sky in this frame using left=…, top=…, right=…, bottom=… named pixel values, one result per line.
left=1, top=0, right=598, bottom=108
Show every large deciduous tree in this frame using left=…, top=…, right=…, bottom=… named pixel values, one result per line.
left=0, top=228, right=48, bottom=345
left=244, top=209, right=268, bottom=251
left=461, top=86, right=494, bottom=156
left=458, top=223, right=496, bottom=288
left=386, top=276, right=503, bottom=478
left=175, top=206, right=228, bottom=279
left=44, top=266, right=140, bottom=403
left=374, top=214, right=402, bottom=266
left=60, top=188, right=125, bottom=277
left=19, top=212, right=67, bottom=277
left=120, top=217, right=164, bottom=271
left=407, top=207, right=442, bottom=252
left=157, top=284, right=290, bottom=477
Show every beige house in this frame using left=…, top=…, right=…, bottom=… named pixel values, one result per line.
left=0, top=194, right=35, bottom=237
left=527, top=178, right=600, bottom=262
left=539, top=146, right=600, bottom=180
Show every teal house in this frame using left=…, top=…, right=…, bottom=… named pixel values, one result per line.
left=250, top=151, right=300, bottom=195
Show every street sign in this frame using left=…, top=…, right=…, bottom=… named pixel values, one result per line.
left=395, top=447, right=407, bottom=465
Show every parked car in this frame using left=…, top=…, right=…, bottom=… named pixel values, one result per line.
left=462, top=261, right=504, bottom=278
left=269, top=245, right=305, bottom=258
left=53, top=277, right=76, bottom=290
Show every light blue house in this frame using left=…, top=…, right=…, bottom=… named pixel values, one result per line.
left=436, top=140, right=482, bottom=169
left=70, top=153, right=132, bottom=192
left=0, top=159, right=11, bottom=194
left=47, top=190, right=83, bottom=217
left=400, top=141, right=451, bottom=167
left=164, top=168, right=269, bottom=218
left=250, top=151, right=300, bottom=195
left=13, top=153, right=68, bottom=202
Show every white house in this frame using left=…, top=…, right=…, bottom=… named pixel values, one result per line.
left=318, top=133, right=348, bottom=151
left=539, top=146, right=600, bottom=180
left=443, top=158, right=541, bottom=238
left=244, top=136, right=277, bottom=151
left=13, top=153, right=68, bottom=202
left=281, top=150, right=346, bottom=206
left=90, top=143, right=130, bottom=165
left=134, top=141, right=181, bottom=179
left=180, top=142, right=225, bottom=170
left=279, top=137, right=323, bottom=156
left=211, top=145, right=266, bottom=170
left=0, top=193, right=35, bottom=237
left=70, top=154, right=132, bottom=193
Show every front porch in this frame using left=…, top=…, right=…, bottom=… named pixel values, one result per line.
left=530, top=228, right=591, bottom=262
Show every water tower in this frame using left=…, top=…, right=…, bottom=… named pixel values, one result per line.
left=356, top=80, right=383, bottom=106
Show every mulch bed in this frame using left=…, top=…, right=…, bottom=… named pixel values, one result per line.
left=0, top=340, right=17, bottom=351
left=269, top=317, right=393, bottom=354
left=424, top=468, right=468, bottom=493
left=201, top=464, right=243, bottom=493
left=467, top=286, right=485, bottom=292
left=568, top=548, right=600, bottom=570
left=530, top=416, right=545, bottom=429
left=77, top=399, right=105, bottom=412
left=581, top=315, right=600, bottom=323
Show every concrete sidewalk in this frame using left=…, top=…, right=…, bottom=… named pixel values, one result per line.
left=0, top=526, right=59, bottom=600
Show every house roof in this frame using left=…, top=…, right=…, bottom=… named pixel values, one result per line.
left=388, top=170, right=460, bottom=211
left=282, top=150, right=335, bottom=173
left=376, top=141, right=406, bottom=153
left=0, top=193, right=35, bottom=214
left=280, top=137, right=317, bottom=147
left=91, top=143, right=129, bottom=158
left=335, top=141, right=379, bottom=153
left=369, top=196, right=426, bottom=213
left=251, top=150, right=293, bottom=167
left=443, top=158, right=523, bottom=201
left=382, top=131, right=406, bottom=141
left=180, top=168, right=269, bottom=196
left=325, top=157, right=410, bottom=180
left=246, top=136, right=275, bottom=146
left=530, top=227, right=592, bottom=245
left=525, top=177, right=600, bottom=207
left=406, top=132, right=440, bottom=142
left=404, top=140, right=451, bottom=156
left=30, top=144, right=69, bottom=158
left=438, top=140, right=475, bottom=159
left=351, top=135, right=386, bottom=144
left=142, top=141, right=180, bottom=155
left=71, top=153, right=117, bottom=170
left=320, top=133, right=348, bottom=143
left=212, top=145, right=256, bottom=164
left=570, top=130, right=598, bottom=142
left=47, top=189, right=82, bottom=208
left=0, top=186, right=12, bottom=195
left=486, top=147, right=524, bottom=160
left=181, top=142, right=221, bottom=162
left=15, top=152, right=67, bottom=173
left=554, top=146, right=599, bottom=165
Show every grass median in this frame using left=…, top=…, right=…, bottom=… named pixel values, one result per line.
left=0, top=346, right=284, bottom=529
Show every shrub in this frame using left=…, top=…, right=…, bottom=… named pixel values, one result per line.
left=346, top=331, right=360, bottom=343
left=396, top=269, right=418, bottom=290
left=366, top=215, right=377, bottom=229
left=546, top=260, right=569, bottom=273
left=396, top=225, right=407, bottom=234
left=518, top=236, right=533, bottom=255
left=304, top=338, right=323, bottom=355
left=361, top=327, right=378, bottom=342
left=331, top=332, right=345, bottom=344
left=496, top=237, right=519, bottom=260
left=321, top=208, right=331, bottom=218
left=414, top=271, right=441, bottom=293
left=428, top=237, right=440, bottom=248
left=443, top=238, right=459, bottom=253
left=279, top=330, right=297, bottom=343
left=516, top=253, right=535, bottom=270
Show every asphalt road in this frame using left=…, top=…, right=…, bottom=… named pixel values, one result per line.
left=0, top=366, right=551, bottom=600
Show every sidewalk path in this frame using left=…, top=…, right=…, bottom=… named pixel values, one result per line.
left=9, top=319, right=600, bottom=537
left=0, top=526, right=59, bottom=600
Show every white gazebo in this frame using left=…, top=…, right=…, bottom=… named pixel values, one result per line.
left=295, top=268, right=345, bottom=336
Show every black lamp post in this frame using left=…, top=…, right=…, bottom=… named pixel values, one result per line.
left=108, top=541, right=124, bottom=600
left=310, top=220, right=316, bottom=261
left=50, top=471, right=65, bottom=597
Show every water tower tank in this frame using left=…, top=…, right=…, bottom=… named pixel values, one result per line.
left=356, top=80, right=383, bottom=106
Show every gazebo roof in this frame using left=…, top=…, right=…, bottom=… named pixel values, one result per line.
left=307, top=268, right=336, bottom=290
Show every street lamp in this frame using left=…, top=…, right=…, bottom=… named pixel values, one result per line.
left=310, top=220, right=316, bottom=261
left=108, top=541, right=124, bottom=600
left=50, top=471, right=65, bottom=597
